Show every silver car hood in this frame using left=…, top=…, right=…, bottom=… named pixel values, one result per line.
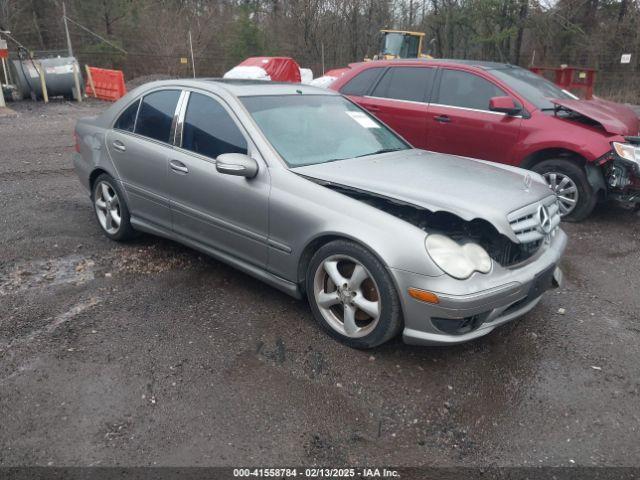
left=293, top=149, right=553, bottom=243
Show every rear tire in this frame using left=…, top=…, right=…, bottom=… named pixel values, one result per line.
left=92, top=173, right=135, bottom=241
left=532, top=159, right=596, bottom=222
left=306, top=240, right=403, bottom=349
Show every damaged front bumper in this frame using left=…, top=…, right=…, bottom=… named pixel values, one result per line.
left=601, top=137, right=640, bottom=203
left=393, top=228, right=567, bottom=346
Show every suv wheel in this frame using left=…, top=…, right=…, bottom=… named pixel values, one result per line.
left=306, top=240, right=402, bottom=349
left=92, top=173, right=135, bottom=241
left=532, top=159, right=596, bottom=222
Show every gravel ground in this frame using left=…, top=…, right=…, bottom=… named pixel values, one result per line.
left=1, top=99, right=639, bottom=468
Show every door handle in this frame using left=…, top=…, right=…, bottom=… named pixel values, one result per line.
left=170, top=159, right=189, bottom=174
left=366, top=105, right=381, bottom=112
left=434, top=115, right=451, bottom=123
left=112, top=140, right=126, bottom=152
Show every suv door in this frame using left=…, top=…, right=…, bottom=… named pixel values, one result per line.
left=363, top=66, right=435, bottom=148
left=106, top=89, right=181, bottom=230
left=428, top=68, right=522, bottom=164
left=166, top=91, right=270, bottom=267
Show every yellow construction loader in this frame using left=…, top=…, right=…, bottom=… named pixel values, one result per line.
left=367, top=30, right=433, bottom=61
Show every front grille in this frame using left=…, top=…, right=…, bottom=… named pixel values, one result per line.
left=491, top=238, right=542, bottom=267
left=507, top=195, right=561, bottom=244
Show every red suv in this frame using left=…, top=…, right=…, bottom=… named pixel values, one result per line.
left=330, top=59, right=640, bottom=221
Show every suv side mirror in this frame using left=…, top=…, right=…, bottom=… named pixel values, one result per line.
left=216, top=153, right=259, bottom=178
left=489, top=96, right=521, bottom=115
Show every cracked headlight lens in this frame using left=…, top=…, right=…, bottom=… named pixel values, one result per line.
left=425, top=234, right=492, bottom=280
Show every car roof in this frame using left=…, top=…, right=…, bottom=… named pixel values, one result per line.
left=349, top=58, right=517, bottom=71
left=133, top=78, right=337, bottom=97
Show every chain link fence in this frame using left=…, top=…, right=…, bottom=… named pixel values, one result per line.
left=7, top=45, right=639, bottom=105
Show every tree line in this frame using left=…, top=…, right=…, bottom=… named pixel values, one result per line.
left=0, top=0, right=638, bottom=101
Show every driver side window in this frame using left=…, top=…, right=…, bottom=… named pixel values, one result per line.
left=181, top=92, right=248, bottom=159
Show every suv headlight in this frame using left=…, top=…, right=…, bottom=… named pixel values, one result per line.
left=612, top=142, right=640, bottom=167
left=425, top=234, right=492, bottom=280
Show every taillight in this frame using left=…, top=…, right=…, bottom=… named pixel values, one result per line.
left=74, top=131, right=81, bottom=153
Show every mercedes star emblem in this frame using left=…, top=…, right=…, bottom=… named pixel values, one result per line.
left=537, top=205, right=552, bottom=234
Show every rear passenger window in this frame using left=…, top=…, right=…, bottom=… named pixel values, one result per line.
left=436, top=69, right=505, bottom=111
left=114, top=99, right=140, bottom=132
left=182, top=92, right=247, bottom=159
left=339, top=67, right=384, bottom=96
left=371, top=67, right=435, bottom=103
left=135, top=90, right=181, bottom=143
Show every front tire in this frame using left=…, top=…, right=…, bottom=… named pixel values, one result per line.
left=306, top=240, right=402, bottom=349
left=92, top=174, right=135, bottom=241
left=532, top=159, right=596, bottom=222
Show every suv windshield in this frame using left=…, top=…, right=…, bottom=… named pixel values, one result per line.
left=240, top=95, right=409, bottom=167
left=491, top=67, right=576, bottom=110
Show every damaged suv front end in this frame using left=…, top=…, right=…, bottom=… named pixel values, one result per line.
left=601, top=137, right=640, bottom=205
left=539, top=98, right=640, bottom=214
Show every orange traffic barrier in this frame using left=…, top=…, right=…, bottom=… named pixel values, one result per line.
left=85, top=66, right=127, bottom=101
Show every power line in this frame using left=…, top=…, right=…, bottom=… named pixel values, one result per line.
left=63, top=15, right=127, bottom=54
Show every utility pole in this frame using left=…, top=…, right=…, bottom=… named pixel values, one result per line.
left=188, top=30, right=196, bottom=78
left=63, top=2, right=74, bottom=57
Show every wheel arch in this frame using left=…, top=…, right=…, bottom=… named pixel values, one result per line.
left=521, top=148, right=606, bottom=197
left=89, top=167, right=131, bottom=201
left=296, top=233, right=398, bottom=297
left=89, top=168, right=111, bottom=190
left=520, top=148, right=586, bottom=170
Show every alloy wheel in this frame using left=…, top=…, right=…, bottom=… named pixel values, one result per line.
left=543, top=172, right=579, bottom=216
left=313, top=254, right=381, bottom=338
left=94, top=181, right=122, bottom=235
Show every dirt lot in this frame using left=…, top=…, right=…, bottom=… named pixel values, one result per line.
left=1, top=100, right=639, bottom=468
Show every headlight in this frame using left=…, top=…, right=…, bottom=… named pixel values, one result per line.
left=425, top=234, right=492, bottom=280
left=612, top=142, right=640, bottom=166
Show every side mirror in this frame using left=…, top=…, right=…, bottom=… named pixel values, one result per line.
left=489, top=96, right=521, bottom=115
left=216, top=153, right=259, bottom=178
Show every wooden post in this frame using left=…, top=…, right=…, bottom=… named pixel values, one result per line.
left=85, top=64, right=96, bottom=98
left=72, top=62, right=82, bottom=102
left=35, top=61, right=49, bottom=103
left=188, top=30, right=196, bottom=78
left=1, top=58, right=8, bottom=85
left=0, top=81, right=6, bottom=108
left=0, top=56, right=5, bottom=107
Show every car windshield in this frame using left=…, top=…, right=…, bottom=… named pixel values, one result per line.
left=491, top=67, right=576, bottom=110
left=240, top=95, right=409, bottom=167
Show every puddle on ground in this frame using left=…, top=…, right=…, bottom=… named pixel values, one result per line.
left=0, top=254, right=95, bottom=295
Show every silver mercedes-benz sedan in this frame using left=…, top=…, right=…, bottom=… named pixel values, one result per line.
left=73, top=79, right=566, bottom=348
